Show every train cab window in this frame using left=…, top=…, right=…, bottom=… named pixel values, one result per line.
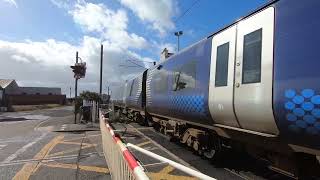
left=215, top=42, right=229, bottom=87
left=153, top=70, right=168, bottom=93
left=242, top=28, right=262, bottom=84
left=173, top=60, right=196, bottom=91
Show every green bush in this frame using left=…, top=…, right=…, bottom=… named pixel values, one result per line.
left=74, top=91, right=101, bottom=114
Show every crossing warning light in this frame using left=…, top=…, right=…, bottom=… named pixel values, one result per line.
left=70, top=62, right=86, bottom=79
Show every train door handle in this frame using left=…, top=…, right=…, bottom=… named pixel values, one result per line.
left=235, top=83, right=240, bottom=88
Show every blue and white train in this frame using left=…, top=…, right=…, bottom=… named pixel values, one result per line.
left=112, top=0, right=320, bottom=177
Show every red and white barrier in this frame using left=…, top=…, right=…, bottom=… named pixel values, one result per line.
left=100, top=112, right=149, bottom=180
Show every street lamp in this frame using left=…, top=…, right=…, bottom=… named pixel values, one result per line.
left=174, top=31, right=183, bottom=52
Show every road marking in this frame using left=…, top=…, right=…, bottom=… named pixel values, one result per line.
left=87, top=133, right=101, bottom=137
left=143, top=162, right=168, bottom=167
left=0, top=152, right=99, bottom=167
left=144, top=146, right=158, bottom=151
left=136, top=141, right=151, bottom=147
left=224, top=168, right=250, bottom=180
left=13, top=135, right=64, bottom=180
left=33, top=117, right=51, bottom=131
left=147, top=165, right=197, bottom=180
left=131, top=126, right=248, bottom=180
left=128, top=124, right=195, bottom=169
left=2, top=133, right=47, bottom=163
left=47, top=143, right=96, bottom=157
left=59, top=141, right=95, bottom=146
left=0, top=144, right=7, bottom=150
left=41, top=162, right=109, bottom=173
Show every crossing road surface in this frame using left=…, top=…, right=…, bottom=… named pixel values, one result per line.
left=0, top=106, right=110, bottom=180
left=0, top=106, right=292, bottom=180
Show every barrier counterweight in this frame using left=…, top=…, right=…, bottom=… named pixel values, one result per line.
left=100, top=112, right=149, bottom=180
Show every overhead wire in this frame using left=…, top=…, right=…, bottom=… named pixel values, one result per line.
left=174, top=0, right=201, bottom=24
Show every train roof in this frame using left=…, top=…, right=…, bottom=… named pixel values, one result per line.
left=207, top=0, right=278, bottom=38
left=128, top=0, right=279, bottom=77
left=154, top=0, right=278, bottom=68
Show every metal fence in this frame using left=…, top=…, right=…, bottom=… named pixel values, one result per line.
left=82, top=100, right=99, bottom=123
left=100, top=111, right=149, bottom=180
left=100, top=106, right=216, bottom=180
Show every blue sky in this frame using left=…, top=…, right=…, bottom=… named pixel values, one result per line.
left=0, top=0, right=267, bottom=95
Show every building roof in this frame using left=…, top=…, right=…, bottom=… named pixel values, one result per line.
left=0, top=79, right=15, bottom=88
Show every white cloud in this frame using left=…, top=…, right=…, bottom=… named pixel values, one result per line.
left=0, top=37, right=154, bottom=96
left=50, top=0, right=73, bottom=9
left=1, top=0, right=17, bottom=8
left=71, top=2, right=127, bottom=33
left=70, top=2, right=148, bottom=50
left=11, top=55, right=30, bottom=63
left=0, top=1, right=172, bottom=96
left=119, top=0, right=177, bottom=35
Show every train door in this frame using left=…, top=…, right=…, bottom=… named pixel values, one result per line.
left=234, top=7, right=279, bottom=134
left=209, top=25, right=240, bottom=127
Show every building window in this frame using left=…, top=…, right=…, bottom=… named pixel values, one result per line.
left=173, top=60, right=196, bottom=91
left=215, top=42, right=229, bottom=87
left=153, top=70, right=168, bottom=94
left=242, top=28, right=262, bottom=84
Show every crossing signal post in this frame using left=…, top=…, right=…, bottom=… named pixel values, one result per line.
left=71, top=51, right=86, bottom=124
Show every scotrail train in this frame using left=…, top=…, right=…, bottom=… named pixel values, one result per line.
left=111, top=0, right=320, bottom=178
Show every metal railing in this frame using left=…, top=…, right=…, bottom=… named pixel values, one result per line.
left=127, top=143, right=216, bottom=180
left=100, top=108, right=217, bottom=180
left=100, top=112, right=149, bottom=180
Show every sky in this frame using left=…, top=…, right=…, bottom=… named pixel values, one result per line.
left=0, top=0, right=267, bottom=96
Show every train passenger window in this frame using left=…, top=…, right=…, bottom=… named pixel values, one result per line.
left=215, top=42, right=229, bottom=87
left=173, top=61, right=196, bottom=91
left=242, top=28, right=262, bottom=84
left=154, top=70, right=168, bottom=93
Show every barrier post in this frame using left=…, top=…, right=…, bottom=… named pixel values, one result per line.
left=99, top=111, right=149, bottom=180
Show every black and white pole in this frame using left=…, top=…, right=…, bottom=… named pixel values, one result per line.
left=74, top=51, right=78, bottom=124
left=100, top=44, right=103, bottom=95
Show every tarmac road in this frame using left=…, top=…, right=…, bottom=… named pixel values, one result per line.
left=0, top=106, right=110, bottom=180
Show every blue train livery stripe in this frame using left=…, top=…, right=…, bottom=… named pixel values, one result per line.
left=273, top=0, right=320, bottom=150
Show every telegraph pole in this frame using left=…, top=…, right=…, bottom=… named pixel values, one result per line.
left=70, top=52, right=86, bottom=124
left=69, top=87, right=71, bottom=98
left=74, top=51, right=78, bottom=124
left=99, top=44, right=103, bottom=95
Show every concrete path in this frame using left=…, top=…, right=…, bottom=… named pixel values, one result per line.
left=0, top=106, right=110, bottom=180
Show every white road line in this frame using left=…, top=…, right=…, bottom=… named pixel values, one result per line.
left=0, top=139, right=27, bottom=143
left=0, top=144, right=7, bottom=150
left=129, top=124, right=248, bottom=180
left=224, top=168, right=250, bottom=180
left=143, top=162, right=167, bottom=167
left=34, top=118, right=51, bottom=131
left=0, top=152, right=99, bottom=167
left=128, top=124, right=195, bottom=169
left=2, top=133, right=47, bottom=163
